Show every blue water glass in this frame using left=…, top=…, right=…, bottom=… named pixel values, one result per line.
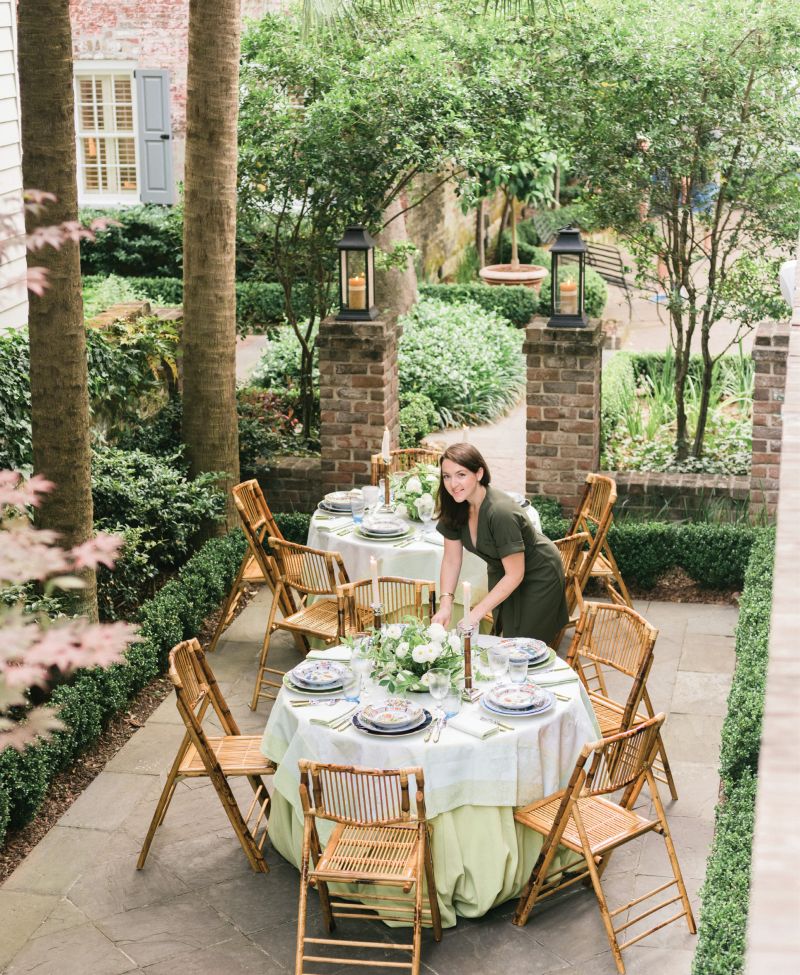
left=351, top=495, right=366, bottom=525
left=342, top=670, right=361, bottom=702
left=443, top=687, right=462, bottom=718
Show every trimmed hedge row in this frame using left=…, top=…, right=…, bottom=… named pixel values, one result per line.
left=0, top=529, right=248, bottom=846
left=692, top=528, right=774, bottom=975
left=82, top=275, right=312, bottom=334
left=419, top=283, right=538, bottom=328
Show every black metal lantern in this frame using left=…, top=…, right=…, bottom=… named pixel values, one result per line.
left=548, top=225, right=588, bottom=328
left=335, top=225, right=379, bottom=321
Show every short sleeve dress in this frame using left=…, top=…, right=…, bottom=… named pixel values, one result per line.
left=437, top=485, right=569, bottom=645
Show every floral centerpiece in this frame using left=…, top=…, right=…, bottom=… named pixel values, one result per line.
left=365, top=617, right=463, bottom=694
left=392, top=463, right=439, bottom=522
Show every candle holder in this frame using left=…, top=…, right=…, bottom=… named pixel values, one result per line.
left=379, top=461, right=395, bottom=513
left=462, top=625, right=474, bottom=694
left=371, top=602, right=384, bottom=632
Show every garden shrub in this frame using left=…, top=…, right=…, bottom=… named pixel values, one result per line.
left=82, top=274, right=150, bottom=319
left=601, top=353, right=636, bottom=428
left=692, top=771, right=758, bottom=975
left=692, top=528, right=774, bottom=975
left=274, top=511, right=313, bottom=544
left=399, top=392, right=440, bottom=447
left=79, top=205, right=184, bottom=278
left=0, top=327, right=32, bottom=470
left=419, top=283, right=538, bottom=328
left=0, top=530, right=248, bottom=844
left=398, top=297, right=525, bottom=426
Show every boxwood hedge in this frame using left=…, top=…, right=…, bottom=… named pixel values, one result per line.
left=418, top=283, right=538, bottom=329
left=692, top=528, right=774, bottom=975
left=0, top=529, right=248, bottom=844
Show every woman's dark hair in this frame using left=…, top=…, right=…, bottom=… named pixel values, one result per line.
left=436, top=443, right=491, bottom=530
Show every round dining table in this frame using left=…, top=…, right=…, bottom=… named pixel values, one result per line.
left=308, top=495, right=542, bottom=618
left=260, top=635, right=600, bottom=927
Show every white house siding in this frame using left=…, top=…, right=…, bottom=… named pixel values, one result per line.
left=0, top=0, right=27, bottom=330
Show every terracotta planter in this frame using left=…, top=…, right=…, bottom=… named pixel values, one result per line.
left=478, top=263, right=548, bottom=292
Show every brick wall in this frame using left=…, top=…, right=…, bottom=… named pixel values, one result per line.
left=750, top=320, right=790, bottom=518
left=317, top=315, right=400, bottom=491
left=611, top=471, right=750, bottom=520
left=524, top=317, right=603, bottom=513
left=257, top=455, right=321, bottom=513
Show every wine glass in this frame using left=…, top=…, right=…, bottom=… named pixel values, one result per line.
left=508, top=651, right=529, bottom=685
left=415, top=493, right=435, bottom=541
left=351, top=640, right=373, bottom=696
left=427, top=668, right=450, bottom=720
left=362, top=485, right=380, bottom=514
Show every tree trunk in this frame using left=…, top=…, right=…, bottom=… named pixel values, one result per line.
left=495, top=194, right=510, bottom=263
left=475, top=199, right=485, bottom=269
left=510, top=195, right=519, bottom=269
left=692, top=330, right=715, bottom=458
left=182, top=0, right=241, bottom=530
left=376, top=196, right=418, bottom=326
left=18, top=0, right=97, bottom=620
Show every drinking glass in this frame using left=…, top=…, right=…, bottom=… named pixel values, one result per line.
left=362, top=485, right=380, bottom=514
left=342, top=669, right=361, bottom=703
left=443, top=687, right=462, bottom=718
left=508, top=651, right=529, bottom=684
left=427, top=669, right=450, bottom=717
left=415, top=494, right=436, bottom=540
left=351, top=495, right=366, bottom=525
left=487, top=645, right=509, bottom=682
left=351, top=641, right=373, bottom=692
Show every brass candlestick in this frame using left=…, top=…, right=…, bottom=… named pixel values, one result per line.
left=383, top=459, right=391, bottom=507
left=371, top=602, right=384, bottom=631
left=463, top=626, right=473, bottom=692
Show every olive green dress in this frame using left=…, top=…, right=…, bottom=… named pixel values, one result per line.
left=437, top=486, right=569, bottom=645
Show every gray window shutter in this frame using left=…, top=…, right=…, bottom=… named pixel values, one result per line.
left=135, top=69, right=175, bottom=205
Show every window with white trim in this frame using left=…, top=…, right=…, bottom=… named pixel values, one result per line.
left=75, top=70, right=139, bottom=200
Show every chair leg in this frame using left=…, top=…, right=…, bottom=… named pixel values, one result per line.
left=649, top=773, right=696, bottom=934
left=207, top=553, right=249, bottom=653
left=296, top=823, right=313, bottom=975
left=423, top=831, right=442, bottom=941
left=136, top=733, right=189, bottom=869
left=208, top=765, right=268, bottom=873
left=411, top=837, right=425, bottom=975
left=309, top=828, right=335, bottom=933
left=513, top=826, right=566, bottom=927
left=639, top=689, right=679, bottom=801
left=572, top=806, right=626, bottom=975
left=251, top=586, right=283, bottom=711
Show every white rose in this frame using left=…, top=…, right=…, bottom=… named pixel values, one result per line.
left=385, top=624, right=403, bottom=639
left=405, top=475, right=422, bottom=495
left=419, top=671, right=432, bottom=687
left=448, top=631, right=462, bottom=652
left=396, top=641, right=409, bottom=658
left=429, top=643, right=442, bottom=661
left=426, top=622, right=447, bottom=644
left=412, top=645, right=430, bottom=664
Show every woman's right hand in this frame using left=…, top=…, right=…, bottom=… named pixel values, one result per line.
left=431, top=605, right=452, bottom=628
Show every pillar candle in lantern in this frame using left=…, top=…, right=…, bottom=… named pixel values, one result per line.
left=348, top=275, right=366, bottom=310
left=559, top=280, right=578, bottom=316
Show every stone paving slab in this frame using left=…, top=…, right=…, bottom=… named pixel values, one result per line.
left=0, top=596, right=737, bottom=975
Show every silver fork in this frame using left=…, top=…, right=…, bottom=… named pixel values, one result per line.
left=433, top=714, right=448, bottom=743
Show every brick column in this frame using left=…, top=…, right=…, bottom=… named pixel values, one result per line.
left=317, top=315, right=401, bottom=492
left=524, top=317, right=603, bottom=513
left=750, top=320, right=790, bottom=518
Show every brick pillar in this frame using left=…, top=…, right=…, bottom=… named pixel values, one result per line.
left=524, top=317, right=603, bottom=513
left=317, top=315, right=401, bottom=492
left=750, top=320, right=790, bottom=518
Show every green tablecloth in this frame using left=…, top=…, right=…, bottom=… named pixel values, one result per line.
left=266, top=790, right=577, bottom=928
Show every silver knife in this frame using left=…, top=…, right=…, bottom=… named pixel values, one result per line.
left=433, top=714, right=447, bottom=743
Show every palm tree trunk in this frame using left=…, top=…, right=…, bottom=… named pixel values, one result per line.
left=182, top=0, right=241, bottom=530
left=18, top=0, right=97, bottom=620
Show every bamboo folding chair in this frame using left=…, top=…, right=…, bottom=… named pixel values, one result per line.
left=552, top=531, right=592, bottom=644
left=252, top=537, right=350, bottom=710
left=568, top=473, right=633, bottom=608
left=512, top=715, right=696, bottom=974
left=208, top=479, right=285, bottom=653
left=566, top=602, right=678, bottom=801
left=337, top=577, right=436, bottom=633
left=295, top=761, right=442, bottom=975
left=137, top=639, right=276, bottom=873
left=369, top=447, right=443, bottom=486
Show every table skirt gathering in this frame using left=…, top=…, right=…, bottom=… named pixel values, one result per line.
left=260, top=641, right=600, bottom=927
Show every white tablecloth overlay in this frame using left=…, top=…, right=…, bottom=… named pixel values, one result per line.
left=261, top=635, right=600, bottom=821
left=308, top=497, right=542, bottom=603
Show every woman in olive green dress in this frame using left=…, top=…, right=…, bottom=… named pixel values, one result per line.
left=431, top=444, right=568, bottom=645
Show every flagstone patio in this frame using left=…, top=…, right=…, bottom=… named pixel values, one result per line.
left=0, top=592, right=736, bottom=975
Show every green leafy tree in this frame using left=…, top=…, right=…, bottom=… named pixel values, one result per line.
left=238, top=10, right=542, bottom=436
left=547, top=0, right=800, bottom=460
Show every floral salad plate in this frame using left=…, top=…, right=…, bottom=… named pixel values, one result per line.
left=497, top=637, right=550, bottom=665
left=360, top=698, right=424, bottom=731
left=483, top=681, right=555, bottom=717
left=353, top=707, right=433, bottom=737
left=319, top=491, right=354, bottom=513
left=289, top=660, right=348, bottom=689
left=358, top=515, right=409, bottom=539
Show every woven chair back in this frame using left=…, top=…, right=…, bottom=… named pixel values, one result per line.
left=581, top=715, right=665, bottom=798
left=169, top=638, right=240, bottom=744
left=571, top=473, right=617, bottom=533
left=370, top=448, right=443, bottom=486
left=232, top=479, right=283, bottom=542
left=339, top=577, right=435, bottom=628
left=299, top=761, right=426, bottom=826
left=555, top=532, right=591, bottom=578
left=572, top=602, right=656, bottom=679
left=269, top=536, right=346, bottom=596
